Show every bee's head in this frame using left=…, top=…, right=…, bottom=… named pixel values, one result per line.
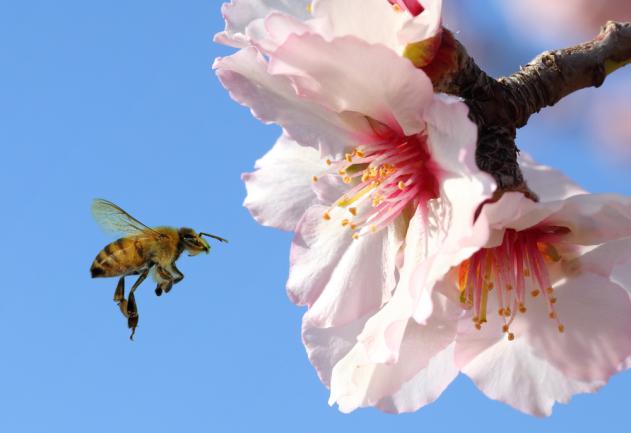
left=179, top=228, right=228, bottom=256
left=179, top=228, right=210, bottom=256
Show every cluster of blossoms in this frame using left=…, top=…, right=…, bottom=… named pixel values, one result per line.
left=215, top=0, right=631, bottom=416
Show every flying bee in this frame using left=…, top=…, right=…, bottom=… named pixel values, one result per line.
left=90, top=198, right=227, bottom=339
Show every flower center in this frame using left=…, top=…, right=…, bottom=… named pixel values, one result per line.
left=316, top=121, right=439, bottom=239
left=457, top=226, right=570, bottom=340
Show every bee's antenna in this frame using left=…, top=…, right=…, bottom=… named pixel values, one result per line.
left=199, top=232, right=229, bottom=243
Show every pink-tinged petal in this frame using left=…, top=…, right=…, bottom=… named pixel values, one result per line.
left=242, top=135, right=326, bottom=231
left=424, top=94, right=479, bottom=178
left=398, top=0, right=442, bottom=45
left=354, top=207, right=462, bottom=363
left=310, top=0, right=412, bottom=51
left=612, top=258, right=631, bottom=296
left=214, top=47, right=368, bottom=157
left=353, top=206, right=429, bottom=363
left=329, top=294, right=457, bottom=413
left=375, top=343, right=458, bottom=414
left=523, top=271, right=631, bottom=382
left=461, top=336, right=604, bottom=417
left=519, top=154, right=586, bottom=201
left=548, top=194, right=631, bottom=245
left=268, top=33, right=433, bottom=135
left=288, top=206, right=402, bottom=326
left=251, top=12, right=312, bottom=52
left=214, top=0, right=312, bottom=48
left=569, top=237, right=631, bottom=284
left=302, top=314, right=370, bottom=387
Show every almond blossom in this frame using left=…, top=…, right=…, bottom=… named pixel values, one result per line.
left=215, top=0, right=494, bottom=330
left=325, top=159, right=631, bottom=416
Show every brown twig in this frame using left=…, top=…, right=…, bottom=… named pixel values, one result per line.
left=434, top=21, right=631, bottom=195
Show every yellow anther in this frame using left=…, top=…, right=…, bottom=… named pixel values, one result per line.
left=349, top=207, right=358, bottom=216
left=306, top=2, right=313, bottom=13
left=325, top=159, right=332, bottom=166
left=475, top=323, right=482, bottom=330
left=549, top=312, right=557, bottom=319
left=502, top=325, right=509, bottom=333
left=558, top=324, right=565, bottom=333
left=338, top=169, right=347, bottom=175
left=498, top=308, right=504, bottom=316
left=343, top=176, right=352, bottom=184
left=550, top=297, right=557, bottom=304
left=312, top=175, right=319, bottom=183
left=323, top=212, right=331, bottom=221
left=531, top=289, right=540, bottom=298
left=546, top=287, right=554, bottom=294
left=341, top=219, right=350, bottom=227
left=350, top=223, right=357, bottom=230
left=352, top=233, right=360, bottom=240
left=398, top=181, right=406, bottom=190
left=370, top=225, right=377, bottom=233
left=519, top=304, right=527, bottom=314
left=508, top=333, right=515, bottom=341
left=354, top=149, right=365, bottom=158
left=392, top=3, right=402, bottom=12
left=504, top=308, right=512, bottom=317
left=345, top=153, right=353, bottom=162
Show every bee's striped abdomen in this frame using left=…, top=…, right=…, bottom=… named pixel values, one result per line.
left=90, top=237, right=147, bottom=278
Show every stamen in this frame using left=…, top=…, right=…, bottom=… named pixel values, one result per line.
left=315, top=121, right=439, bottom=239
left=457, top=228, right=569, bottom=337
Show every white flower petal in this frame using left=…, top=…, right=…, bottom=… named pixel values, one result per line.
left=287, top=206, right=402, bottom=326
left=215, top=0, right=312, bottom=47
left=243, top=134, right=326, bottom=231
left=267, top=33, right=433, bottom=135
left=329, top=297, right=457, bottom=413
left=519, top=154, right=585, bottom=202
left=523, top=270, right=631, bottom=383
left=310, top=0, right=411, bottom=51
left=462, top=336, right=604, bottom=417
left=214, top=46, right=367, bottom=156
left=302, top=314, right=370, bottom=386
left=375, top=342, right=458, bottom=414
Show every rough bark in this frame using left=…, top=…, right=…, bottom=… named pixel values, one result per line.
left=436, top=21, right=631, bottom=196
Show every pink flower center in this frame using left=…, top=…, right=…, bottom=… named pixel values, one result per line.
left=316, top=120, right=440, bottom=238
left=457, top=226, right=570, bottom=340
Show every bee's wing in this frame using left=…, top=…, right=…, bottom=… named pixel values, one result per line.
left=91, top=199, right=162, bottom=237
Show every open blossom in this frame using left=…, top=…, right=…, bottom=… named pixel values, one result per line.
left=323, top=160, right=631, bottom=416
left=215, top=0, right=494, bottom=329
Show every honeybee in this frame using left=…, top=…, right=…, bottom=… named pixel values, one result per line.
left=90, top=199, right=227, bottom=339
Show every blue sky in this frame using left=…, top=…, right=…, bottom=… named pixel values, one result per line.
left=1, top=1, right=630, bottom=432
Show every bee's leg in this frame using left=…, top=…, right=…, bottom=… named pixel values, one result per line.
left=123, top=268, right=148, bottom=339
left=170, top=263, right=184, bottom=284
left=127, top=291, right=139, bottom=340
left=155, top=266, right=174, bottom=294
left=113, top=277, right=125, bottom=303
left=129, top=268, right=149, bottom=295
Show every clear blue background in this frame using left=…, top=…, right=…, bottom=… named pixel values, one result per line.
left=1, top=1, right=630, bottom=432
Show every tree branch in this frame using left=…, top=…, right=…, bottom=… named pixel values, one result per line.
left=434, top=21, right=631, bottom=195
